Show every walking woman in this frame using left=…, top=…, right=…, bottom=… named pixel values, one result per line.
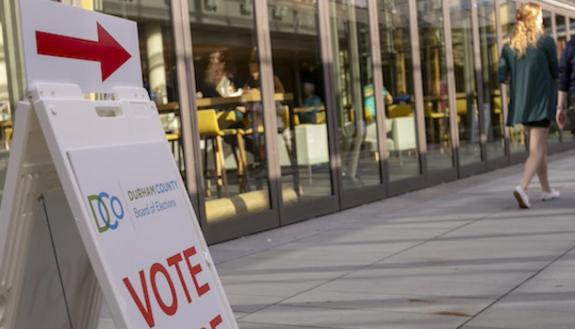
left=498, top=2, right=560, bottom=209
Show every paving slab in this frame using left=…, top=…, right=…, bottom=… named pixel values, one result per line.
left=95, top=151, right=575, bottom=328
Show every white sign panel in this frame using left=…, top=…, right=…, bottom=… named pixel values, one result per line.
left=19, top=0, right=142, bottom=92
left=68, top=142, right=233, bottom=329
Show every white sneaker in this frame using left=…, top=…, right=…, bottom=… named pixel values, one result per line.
left=513, top=185, right=531, bottom=209
left=541, top=189, right=560, bottom=201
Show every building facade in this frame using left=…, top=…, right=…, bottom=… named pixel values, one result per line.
left=1, top=0, right=574, bottom=244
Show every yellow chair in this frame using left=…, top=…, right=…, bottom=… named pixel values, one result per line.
left=281, top=105, right=300, bottom=128
left=197, top=109, right=249, bottom=197
left=387, top=104, right=413, bottom=118
left=165, top=132, right=184, bottom=174
left=456, top=98, right=468, bottom=116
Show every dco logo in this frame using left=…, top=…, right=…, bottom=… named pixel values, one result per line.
left=87, top=192, right=125, bottom=233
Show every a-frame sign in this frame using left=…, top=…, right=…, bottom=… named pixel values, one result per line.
left=0, top=1, right=238, bottom=328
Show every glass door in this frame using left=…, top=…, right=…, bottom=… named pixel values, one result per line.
left=268, top=0, right=338, bottom=222
left=450, top=0, right=482, bottom=167
left=378, top=0, right=422, bottom=182
left=417, top=0, right=456, bottom=173
left=188, top=0, right=278, bottom=241
left=477, top=0, right=505, bottom=162
left=328, top=0, right=384, bottom=204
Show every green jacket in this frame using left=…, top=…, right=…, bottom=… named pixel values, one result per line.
left=498, top=35, right=558, bottom=126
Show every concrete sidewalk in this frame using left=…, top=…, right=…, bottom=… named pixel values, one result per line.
left=210, top=151, right=575, bottom=329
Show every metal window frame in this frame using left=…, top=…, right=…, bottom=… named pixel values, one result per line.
left=409, top=0, right=428, bottom=177
left=443, top=0, right=461, bottom=169
left=170, top=0, right=201, bottom=215
left=368, top=0, right=390, bottom=196
left=471, top=0, right=488, bottom=165
left=318, top=0, right=344, bottom=210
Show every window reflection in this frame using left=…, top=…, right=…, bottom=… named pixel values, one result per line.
left=190, top=0, right=271, bottom=222
left=478, top=0, right=505, bottom=159
left=269, top=0, right=333, bottom=204
left=0, top=20, right=11, bottom=201
left=418, top=0, right=455, bottom=171
left=330, top=0, right=382, bottom=189
left=379, top=0, right=420, bottom=181
left=450, top=0, right=481, bottom=166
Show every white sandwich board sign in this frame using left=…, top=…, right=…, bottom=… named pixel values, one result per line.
left=0, top=1, right=238, bottom=329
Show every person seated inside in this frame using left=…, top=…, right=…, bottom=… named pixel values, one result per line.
left=200, top=49, right=243, bottom=99
left=299, top=82, right=323, bottom=124
left=363, top=84, right=393, bottom=122
left=225, top=61, right=288, bottom=162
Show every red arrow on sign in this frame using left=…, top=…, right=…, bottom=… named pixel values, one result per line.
left=36, top=23, right=131, bottom=81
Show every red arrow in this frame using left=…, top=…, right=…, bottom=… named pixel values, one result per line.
left=36, top=23, right=131, bottom=81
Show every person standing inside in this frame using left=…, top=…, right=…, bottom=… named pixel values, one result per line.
left=498, top=2, right=560, bottom=209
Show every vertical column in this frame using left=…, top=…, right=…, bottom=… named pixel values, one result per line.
left=146, top=25, right=168, bottom=104
left=494, top=0, right=511, bottom=158
left=408, top=0, right=428, bottom=169
left=170, top=0, right=203, bottom=216
left=346, top=5, right=365, bottom=180
left=471, top=0, right=487, bottom=161
left=254, top=0, right=281, bottom=211
left=443, top=0, right=461, bottom=161
left=318, top=0, right=343, bottom=203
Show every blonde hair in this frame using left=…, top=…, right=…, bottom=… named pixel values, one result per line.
left=509, top=3, right=544, bottom=57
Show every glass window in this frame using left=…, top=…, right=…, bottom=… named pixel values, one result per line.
left=268, top=0, right=333, bottom=204
left=0, top=22, right=10, bottom=201
left=478, top=0, right=505, bottom=159
left=417, top=0, right=455, bottom=171
left=500, top=1, right=516, bottom=38
left=189, top=0, right=271, bottom=222
left=571, top=18, right=575, bottom=39
left=329, top=0, right=382, bottom=189
left=450, top=0, right=481, bottom=166
left=379, top=0, right=421, bottom=181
